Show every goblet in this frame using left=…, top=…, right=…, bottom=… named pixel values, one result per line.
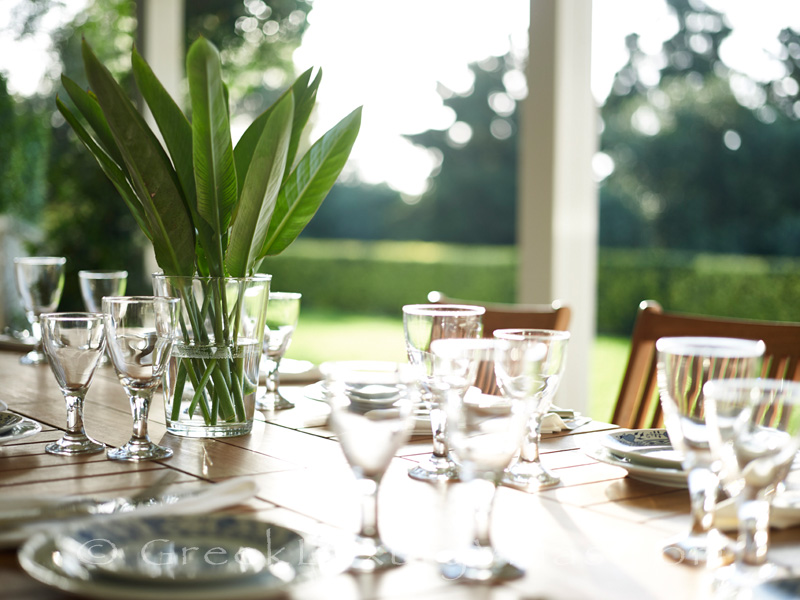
left=41, top=313, right=106, bottom=455
left=103, top=296, right=179, bottom=461
left=320, top=360, right=418, bottom=573
left=494, top=329, right=570, bottom=491
left=439, top=337, right=546, bottom=582
left=13, top=257, right=67, bottom=365
left=78, top=270, right=127, bottom=365
left=703, top=378, right=800, bottom=596
left=656, top=336, right=765, bottom=567
left=256, top=292, right=301, bottom=411
left=402, top=304, right=484, bottom=482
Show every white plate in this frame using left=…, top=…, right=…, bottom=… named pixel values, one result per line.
left=585, top=444, right=688, bottom=488
left=0, top=418, right=41, bottom=445
left=600, top=429, right=684, bottom=469
left=19, top=515, right=345, bottom=600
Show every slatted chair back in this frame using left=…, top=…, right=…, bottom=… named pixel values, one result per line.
left=612, top=300, right=800, bottom=429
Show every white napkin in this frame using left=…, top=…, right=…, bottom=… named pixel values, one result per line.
left=0, top=400, right=7, bottom=411
left=715, top=497, right=800, bottom=531
left=0, top=476, right=259, bottom=549
left=541, top=412, right=570, bottom=434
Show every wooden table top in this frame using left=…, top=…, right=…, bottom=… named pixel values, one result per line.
left=0, top=349, right=798, bottom=599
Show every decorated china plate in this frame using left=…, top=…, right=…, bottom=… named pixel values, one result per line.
left=585, top=444, right=687, bottom=488
left=600, top=428, right=684, bottom=469
left=19, top=515, right=345, bottom=600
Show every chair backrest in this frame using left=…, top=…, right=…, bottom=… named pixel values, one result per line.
left=427, top=291, right=571, bottom=337
left=427, top=291, right=571, bottom=395
left=612, top=300, right=800, bottom=429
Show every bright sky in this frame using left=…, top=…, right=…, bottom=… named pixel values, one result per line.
left=2, top=0, right=799, bottom=195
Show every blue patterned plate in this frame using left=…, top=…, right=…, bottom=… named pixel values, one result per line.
left=0, top=412, right=23, bottom=435
left=600, top=429, right=684, bottom=470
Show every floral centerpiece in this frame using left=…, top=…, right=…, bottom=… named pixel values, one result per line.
left=58, top=37, right=361, bottom=436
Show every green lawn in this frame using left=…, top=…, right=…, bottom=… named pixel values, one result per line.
left=286, top=309, right=631, bottom=421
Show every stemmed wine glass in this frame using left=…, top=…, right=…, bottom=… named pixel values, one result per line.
left=13, top=257, right=67, bottom=365
left=439, top=337, right=547, bottom=582
left=102, top=296, right=179, bottom=461
left=703, top=378, right=800, bottom=597
left=402, top=304, right=484, bottom=482
left=256, top=292, right=301, bottom=411
left=656, top=336, right=765, bottom=567
left=320, top=360, right=418, bottom=572
left=78, top=270, right=127, bottom=365
left=494, top=329, right=570, bottom=491
left=40, top=313, right=106, bottom=455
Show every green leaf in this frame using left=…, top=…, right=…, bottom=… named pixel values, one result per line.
left=132, top=45, right=221, bottom=275
left=82, top=38, right=196, bottom=276
left=187, top=37, right=238, bottom=249
left=285, top=68, right=320, bottom=176
left=225, top=93, right=294, bottom=277
left=233, top=68, right=319, bottom=194
left=260, top=106, right=362, bottom=258
left=61, top=75, right=126, bottom=167
left=56, top=96, right=151, bottom=240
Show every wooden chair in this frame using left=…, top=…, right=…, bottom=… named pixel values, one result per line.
left=427, top=291, right=571, bottom=336
left=427, top=291, right=571, bottom=395
left=612, top=300, right=800, bottom=429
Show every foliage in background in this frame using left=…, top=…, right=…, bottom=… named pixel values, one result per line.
left=0, top=0, right=313, bottom=310
left=263, top=239, right=800, bottom=335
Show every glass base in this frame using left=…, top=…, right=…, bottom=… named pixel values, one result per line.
left=501, top=459, right=561, bottom=491
left=662, top=529, right=734, bottom=567
left=408, top=454, right=459, bottom=482
left=107, top=439, right=173, bottom=461
left=713, top=562, right=791, bottom=599
left=256, top=390, right=295, bottom=411
left=439, top=546, right=525, bottom=582
left=46, top=434, right=105, bottom=456
left=20, top=349, right=47, bottom=365
left=347, top=535, right=405, bottom=573
left=166, top=419, right=253, bottom=438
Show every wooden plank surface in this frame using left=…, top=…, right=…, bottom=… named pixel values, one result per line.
left=0, top=349, right=797, bottom=599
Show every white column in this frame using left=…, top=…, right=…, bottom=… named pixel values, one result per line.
left=138, top=0, right=185, bottom=278
left=519, top=0, right=597, bottom=413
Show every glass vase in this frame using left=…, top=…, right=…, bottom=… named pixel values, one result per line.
left=153, top=274, right=271, bottom=437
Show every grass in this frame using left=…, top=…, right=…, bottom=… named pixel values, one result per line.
left=286, top=309, right=632, bottom=421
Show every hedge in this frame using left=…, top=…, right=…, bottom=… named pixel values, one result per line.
left=259, top=239, right=800, bottom=335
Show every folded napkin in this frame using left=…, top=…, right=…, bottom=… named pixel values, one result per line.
left=541, top=412, right=571, bottom=434
left=0, top=476, right=259, bottom=549
left=0, top=399, right=7, bottom=411
left=715, top=496, right=800, bottom=531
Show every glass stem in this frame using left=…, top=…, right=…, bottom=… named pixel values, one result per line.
left=738, top=495, right=770, bottom=567
left=126, top=387, right=153, bottom=442
left=471, top=478, right=497, bottom=549
left=266, top=360, right=281, bottom=395
left=430, top=404, right=448, bottom=458
left=518, top=413, right=543, bottom=463
left=63, top=391, right=87, bottom=438
left=686, top=466, right=717, bottom=535
left=356, top=477, right=380, bottom=541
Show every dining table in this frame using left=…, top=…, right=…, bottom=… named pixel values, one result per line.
left=1, top=347, right=799, bottom=600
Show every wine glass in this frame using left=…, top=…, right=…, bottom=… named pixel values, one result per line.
left=703, top=378, right=800, bottom=596
left=78, top=270, right=127, bottom=365
left=103, top=296, right=179, bottom=461
left=40, top=313, right=106, bottom=455
left=13, top=257, right=67, bottom=365
left=402, top=304, right=485, bottom=482
left=320, top=360, right=418, bottom=572
left=439, top=337, right=547, bottom=582
left=256, top=292, right=301, bottom=411
left=656, top=336, right=765, bottom=567
left=493, top=329, right=570, bottom=491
